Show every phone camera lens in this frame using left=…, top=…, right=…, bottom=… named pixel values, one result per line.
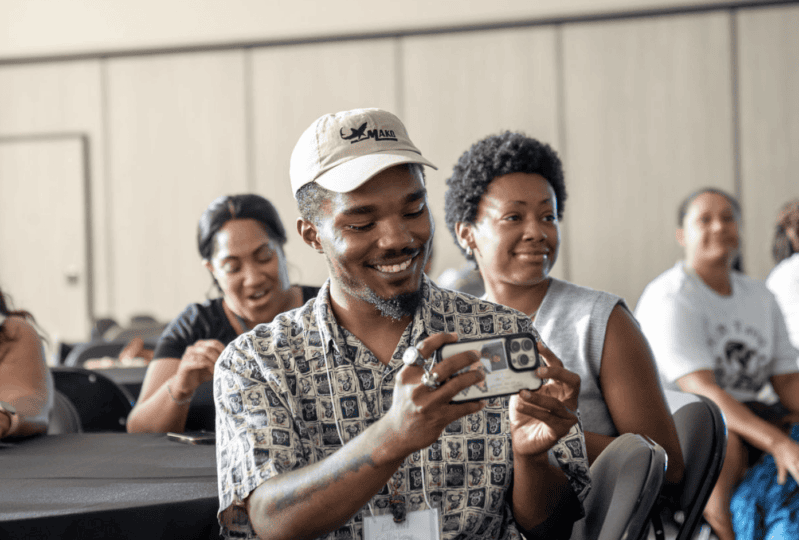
left=510, top=341, right=521, bottom=353
left=517, top=354, right=529, bottom=366
left=522, top=338, right=533, bottom=351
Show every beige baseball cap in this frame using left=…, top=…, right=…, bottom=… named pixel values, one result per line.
left=290, top=108, right=437, bottom=197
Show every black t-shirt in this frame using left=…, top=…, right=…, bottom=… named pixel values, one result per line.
left=153, top=285, right=320, bottom=360
left=150, top=285, right=320, bottom=431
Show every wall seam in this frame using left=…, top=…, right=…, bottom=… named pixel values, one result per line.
left=554, top=23, right=572, bottom=284
left=730, top=9, right=743, bottom=203
left=81, top=135, right=96, bottom=325
left=394, top=38, right=405, bottom=124
left=244, top=49, right=256, bottom=193
left=100, top=58, right=115, bottom=318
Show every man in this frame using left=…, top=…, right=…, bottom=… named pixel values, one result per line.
left=214, top=108, right=589, bottom=539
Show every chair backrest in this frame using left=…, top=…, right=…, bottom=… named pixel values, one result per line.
left=47, top=389, right=83, bottom=434
left=51, top=366, right=134, bottom=432
left=574, top=433, right=668, bottom=540
left=185, top=381, right=216, bottom=432
left=104, top=315, right=166, bottom=346
left=666, top=390, right=728, bottom=540
left=63, top=341, right=128, bottom=367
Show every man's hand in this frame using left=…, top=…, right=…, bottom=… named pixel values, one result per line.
left=535, top=343, right=580, bottom=412
left=380, top=332, right=486, bottom=461
left=510, top=357, right=581, bottom=458
left=510, top=391, right=578, bottom=457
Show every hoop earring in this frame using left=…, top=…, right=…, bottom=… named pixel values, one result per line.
left=465, top=246, right=473, bottom=257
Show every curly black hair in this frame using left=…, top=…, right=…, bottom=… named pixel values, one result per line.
left=444, top=131, right=566, bottom=260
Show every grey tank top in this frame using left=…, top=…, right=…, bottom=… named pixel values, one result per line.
left=534, top=278, right=624, bottom=436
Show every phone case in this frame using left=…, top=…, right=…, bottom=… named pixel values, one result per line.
left=166, top=431, right=216, bottom=445
left=436, top=332, right=544, bottom=403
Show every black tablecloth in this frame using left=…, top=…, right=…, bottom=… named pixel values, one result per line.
left=0, top=433, right=220, bottom=539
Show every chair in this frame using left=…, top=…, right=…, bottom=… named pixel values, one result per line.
left=648, top=390, right=728, bottom=540
left=105, top=315, right=166, bottom=345
left=574, top=433, right=668, bottom=540
left=51, top=367, right=134, bottom=432
left=90, top=316, right=121, bottom=341
left=63, top=340, right=128, bottom=367
left=48, top=390, right=83, bottom=434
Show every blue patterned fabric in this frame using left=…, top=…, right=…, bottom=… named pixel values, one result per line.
left=731, top=423, right=799, bottom=540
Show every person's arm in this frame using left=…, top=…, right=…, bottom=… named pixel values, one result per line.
left=510, top=352, right=586, bottom=536
left=0, top=317, right=50, bottom=438
left=772, top=372, right=799, bottom=416
left=768, top=293, right=799, bottom=419
left=509, top=393, right=581, bottom=534
left=678, top=370, right=799, bottom=485
left=126, top=339, right=224, bottom=433
left=236, top=333, right=486, bottom=540
left=593, top=305, right=685, bottom=484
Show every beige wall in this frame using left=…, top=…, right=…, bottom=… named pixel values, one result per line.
left=738, top=6, right=799, bottom=278
left=0, top=1, right=797, bottom=342
left=1, top=0, right=777, bottom=60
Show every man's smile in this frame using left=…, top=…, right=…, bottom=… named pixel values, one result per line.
left=374, top=258, right=414, bottom=274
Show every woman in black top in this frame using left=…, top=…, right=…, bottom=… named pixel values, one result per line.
left=127, top=194, right=320, bottom=433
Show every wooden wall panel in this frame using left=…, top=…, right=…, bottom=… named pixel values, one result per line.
left=0, top=61, right=109, bottom=320
left=250, top=39, right=399, bottom=287
left=737, top=5, right=799, bottom=280
left=106, top=51, right=248, bottom=322
left=401, top=27, right=563, bottom=283
left=562, top=12, right=734, bottom=308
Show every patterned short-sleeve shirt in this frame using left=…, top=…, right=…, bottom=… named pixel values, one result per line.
left=214, top=276, right=588, bottom=539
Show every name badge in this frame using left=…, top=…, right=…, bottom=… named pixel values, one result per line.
left=363, top=508, right=440, bottom=540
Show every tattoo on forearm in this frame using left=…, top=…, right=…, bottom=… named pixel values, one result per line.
left=272, top=452, right=378, bottom=511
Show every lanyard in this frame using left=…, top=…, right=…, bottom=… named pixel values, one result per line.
left=321, top=336, right=435, bottom=522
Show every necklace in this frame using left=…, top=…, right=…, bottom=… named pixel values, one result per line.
left=321, top=333, right=436, bottom=524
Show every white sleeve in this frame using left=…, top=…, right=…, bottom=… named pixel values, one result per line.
left=768, top=292, right=799, bottom=374
left=635, top=284, right=714, bottom=383
left=767, top=261, right=799, bottom=349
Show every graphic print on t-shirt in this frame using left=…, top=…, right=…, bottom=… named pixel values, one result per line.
left=709, top=319, right=770, bottom=394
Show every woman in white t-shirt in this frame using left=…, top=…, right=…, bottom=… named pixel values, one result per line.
left=767, top=199, right=799, bottom=349
left=635, top=188, right=799, bottom=540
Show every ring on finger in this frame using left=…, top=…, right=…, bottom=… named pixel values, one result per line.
left=421, top=370, right=440, bottom=390
left=402, top=346, right=426, bottom=368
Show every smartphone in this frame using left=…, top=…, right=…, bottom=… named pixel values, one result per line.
left=166, top=431, right=216, bottom=445
left=435, top=332, right=545, bottom=403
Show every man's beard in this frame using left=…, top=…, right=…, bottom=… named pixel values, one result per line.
left=363, top=287, right=423, bottom=321
left=335, top=245, right=428, bottom=321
